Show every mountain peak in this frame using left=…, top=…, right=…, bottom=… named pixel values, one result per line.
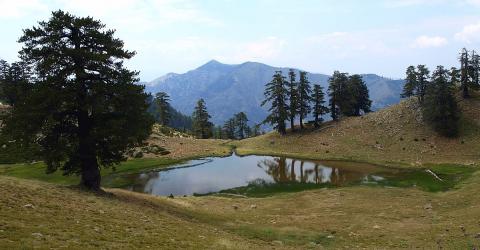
left=197, top=59, right=229, bottom=71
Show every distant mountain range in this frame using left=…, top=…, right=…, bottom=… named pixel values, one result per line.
left=144, top=60, right=405, bottom=125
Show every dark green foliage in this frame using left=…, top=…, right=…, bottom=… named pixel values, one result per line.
left=192, top=98, right=213, bottom=139
left=349, top=74, right=372, bottom=116
left=328, top=71, right=371, bottom=119
left=286, top=69, right=298, bottom=131
left=423, top=66, right=460, bottom=137
left=472, top=50, right=480, bottom=87
left=400, top=65, right=430, bottom=103
left=297, top=71, right=312, bottom=129
left=262, top=71, right=289, bottom=135
left=328, top=71, right=347, bottom=120
left=234, top=112, right=249, bottom=139
left=147, top=95, right=192, bottom=131
left=450, top=67, right=460, bottom=86
left=416, top=65, right=430, bottom=103
left=223, top=118, right=236, bottom=139
left=154, top=92, right=170, bottom=126
left=1, top=11, right=154, bottom=190
left=221, top=112, right=258, bottom=140
left=311, top=84, right=328, bottom=127
left=250, top=123, right=262, bottom=137
left=401, top=66, right=417, bottom=98
left=458, top=48, right=480, bottom=98
left=0, top=60, right=33, bottom=106
left=213, top=125, right=223, bottom=139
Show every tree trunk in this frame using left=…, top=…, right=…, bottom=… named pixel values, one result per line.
left=314, top=115, right=319, bottom=128
left=80, top=155, right=101, bottom=190
left=463, top=84, right=469, bottom=98
left=299, top=116, right=304, bottom=130
left=78, top=109, right=100, bottom=190
left=290, top=117, right=295, bottom=132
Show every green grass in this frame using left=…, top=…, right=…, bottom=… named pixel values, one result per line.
left=209, top=181, right=334, bottom=198
left=201, top=164, right=478, bottom=197
left=374, top=164, right=477, bottom=192
left=0, top=157, right=182, bottom=187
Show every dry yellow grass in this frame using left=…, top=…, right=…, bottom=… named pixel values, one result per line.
left=3, top=169, right=480, bottom=249
left=143, top=130, right=231, bottom=159
left=234, top=97, right=480, bottom=167
left=0, top=176, right=276, bottom=249
left=2, top=96, right=480, bottom=249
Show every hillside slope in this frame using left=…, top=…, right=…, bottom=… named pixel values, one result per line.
left=0, top=176, right=268, bottom=249
left=234, top=96, right=480, bottom=166
left=146, top=60, right=404, bottom=125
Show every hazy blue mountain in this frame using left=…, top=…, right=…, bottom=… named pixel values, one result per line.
left=145, top=60, right=404, bottom=125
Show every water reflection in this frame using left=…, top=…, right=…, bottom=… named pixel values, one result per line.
left=116, top=154, right=407, bottom=196
left=256, top=157, right=383, bottom=186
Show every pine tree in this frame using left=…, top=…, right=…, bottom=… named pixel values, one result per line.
left=192, top=98, right=213, bottom=139
left=311, top=84, right=328, bottom=127
left=214, top=125, right=223, bottom=139
left=328, top=71, right=348, bottom=120
left=297, top=71, right=312, bottom=129
left=460, top=48, right=471, bottom=98
left=416, top=65, right=430, bottom=103
left=286, top=69, right=298, bottom=131
left=423, top=65, right=460, bottom=137
left=154, top=92, right=170, bottom=126
left=261, top=71, right=289, bottom=135
left=450, top=67, right=460, bottom=86
left=234, top=112, right=249, bottom=139
left=0, top=60, right=33, bottom=106
left=2, top=11, right=154, bottom=190
left=250, top=124, right=261, bottom=137
left=470, top=50, right=480, bottom=89
left=223, top=118, right=236, bottom=139
left=402, top=66, right=417, bottom=98
left=349, top=74, right=371, bottom=116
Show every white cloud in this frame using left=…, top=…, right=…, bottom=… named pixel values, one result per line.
left=0, top=0, right=221, bottom=31
left=454, top=22, right=480, bottom=44
left=411, top=35, right=448, bottom=48
left=55, top=0, right=222, bottom=32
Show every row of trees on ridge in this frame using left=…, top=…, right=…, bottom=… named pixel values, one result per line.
left=400, top=48, right=479, bottom=137
left=262, top=70, right=372, bottom=134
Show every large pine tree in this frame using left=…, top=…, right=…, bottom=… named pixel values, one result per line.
left=423, top=66, right=460, bottom=137
left=234, top=112, right=249, bottom=139
left=223, top=118, right=236, bottom=139
left=286, top=69, right=298, bottom=131
left=416, top=65, right=430, bottom=103
left=401, top=66, right=417, bottom=98
left=349, top=74, right=371, bottom=116
left=297, top=71, right=312, bottom=129
left=328, top=71, right=348, bottom=120
left=311, top=84, right=328, bottom=127
left=1, top=11, right=154, bottom=190
left=262, top=71, right=289, bottom=135
left=154, top=92, right=170, bottom=126
left=192, top=98, right=213, bottom=139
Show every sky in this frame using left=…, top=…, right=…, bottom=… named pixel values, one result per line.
left=0, top=0, right=479, bottom=81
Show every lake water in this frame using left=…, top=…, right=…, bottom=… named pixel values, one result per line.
left=117, top=153, right=443, bottom=196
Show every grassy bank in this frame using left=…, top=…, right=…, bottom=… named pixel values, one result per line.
left=0, top=134, right=233, bottom=187
left=233, top=98, right=480, bottom=167
left=3, top=168, right=480, bottom=249
left=0, top=158, right=183, bottom=186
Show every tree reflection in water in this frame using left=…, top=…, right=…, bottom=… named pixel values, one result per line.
left=257, top=157, right=367, bottom=186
